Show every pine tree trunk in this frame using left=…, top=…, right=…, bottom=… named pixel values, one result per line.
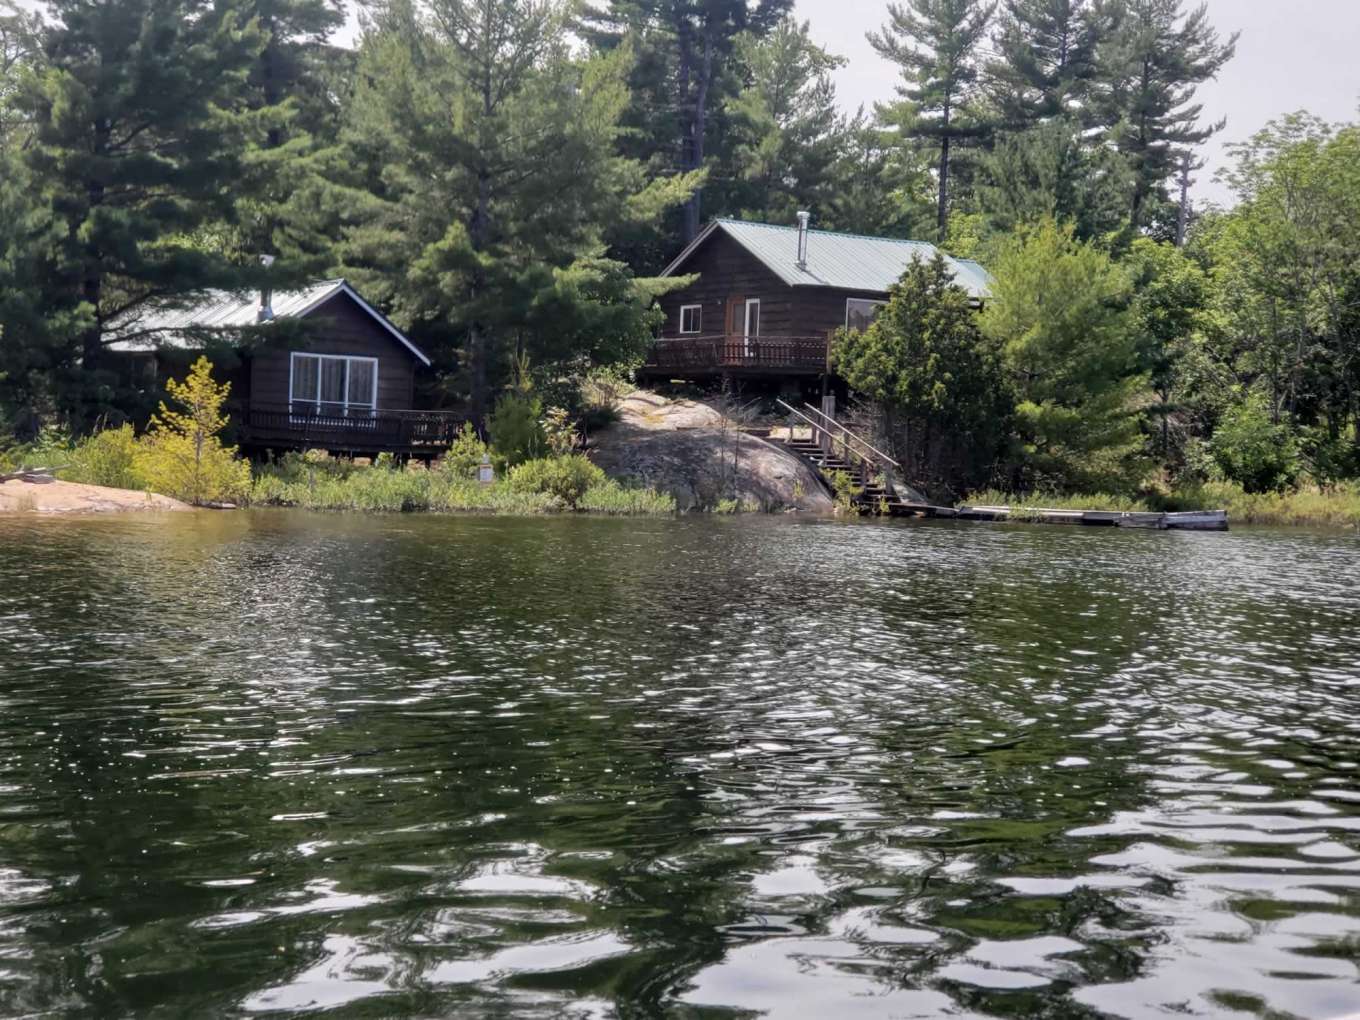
left=937, top=133, right=950, bottom=242
left=936, top=98, right=951, bottom=241
left=79, top=116, right=110, bottom=392
left=468, top=64, right=494, bottom=432
left=681, top=22, right=714, bottom=243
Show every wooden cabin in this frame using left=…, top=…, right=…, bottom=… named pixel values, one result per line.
left=644, top=216, right=990, bottom=388
left=109, top=280, right=461, bottom=459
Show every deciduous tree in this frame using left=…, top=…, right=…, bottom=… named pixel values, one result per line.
left=981, top=218, right=1145, bottom=490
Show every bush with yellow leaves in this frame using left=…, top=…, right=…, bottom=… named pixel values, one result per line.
left=135, top=356, right=251, bottom=505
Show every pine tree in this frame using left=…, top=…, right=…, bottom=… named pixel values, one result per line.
left=0, top=0, right=40, bottom=152
left=339, top=0, right=694, bottom=426
left=583, top=0, right=792, bottom=247
left=233, top=0, right=347, bottom=265
left=976, top=117, right=1131, bottom=238
left=1095, top=0, right=1237, bottom=230
left=19, top=0, right=269, bottom=425
left=869, top=0, right=997, bottom=241
left=987, top=0, right=1106, bottom=129
left=722, top=18, right=846, bottom=223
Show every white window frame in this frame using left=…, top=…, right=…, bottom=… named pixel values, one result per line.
left=743, top=298, right=761, bottom=356
left=845, top=298, right=886, bottom=331
left=288, top=352, right=380, bottom=422
left=679, top=304, right=703, bottom=334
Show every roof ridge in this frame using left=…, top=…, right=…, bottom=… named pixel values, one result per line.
left=714, top=217, right=938, bottom=248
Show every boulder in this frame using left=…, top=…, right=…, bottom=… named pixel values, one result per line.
left=589, top=390, right=833, bottom=512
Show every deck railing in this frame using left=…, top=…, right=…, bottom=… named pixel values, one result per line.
left=238, top=404, right=465, bottom=454
left=644, top=334, right=830, bottom=374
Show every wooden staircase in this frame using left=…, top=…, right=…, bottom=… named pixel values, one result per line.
left=774, top=400, right=929, bottom=516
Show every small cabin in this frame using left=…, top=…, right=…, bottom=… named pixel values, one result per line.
left=109, top=279, right=461, bottom=459
left=644, top=217, right=990, bottom=388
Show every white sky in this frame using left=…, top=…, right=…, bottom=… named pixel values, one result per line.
left=802, top=0, right=1360, bottom=206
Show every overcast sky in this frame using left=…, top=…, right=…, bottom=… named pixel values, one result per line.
left=802, top=0, right=1360, bottom=206
left=20, top=0, right=1352, bottom=210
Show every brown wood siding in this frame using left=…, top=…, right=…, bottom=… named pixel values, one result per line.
left=660, top=231, right=792, bottom=336
left=658, top=229, right=888, bottom=340
left=248, top=293, right=418, bottom=411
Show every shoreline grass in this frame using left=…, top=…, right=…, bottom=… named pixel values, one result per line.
left=965, top=481, right=1360, bottom=529
left=247, top=457, right=676, bottom=516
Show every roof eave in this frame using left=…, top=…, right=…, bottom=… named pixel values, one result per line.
left=302, top=281, right=432, bottom=368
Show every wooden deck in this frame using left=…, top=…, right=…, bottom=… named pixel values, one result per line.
left=237, top=404, right=464, bottom=458
left=641, top=334, right=830, bottom=377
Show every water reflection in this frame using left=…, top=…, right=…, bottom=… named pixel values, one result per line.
left=0, top=511, right=1357, bottom=1017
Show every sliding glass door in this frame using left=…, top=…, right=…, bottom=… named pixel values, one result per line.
left=290, top=354, right=378, bottom=419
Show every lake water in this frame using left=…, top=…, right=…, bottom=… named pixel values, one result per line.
left=1, top=511, right=1358, bottom=1018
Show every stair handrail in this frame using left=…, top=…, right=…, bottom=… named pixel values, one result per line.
left=776, top=399, right=900, bottom=480
left=801, top=403, right=900, bottom=471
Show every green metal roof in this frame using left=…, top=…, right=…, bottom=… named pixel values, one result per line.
left=663, top=218, right=991, bottom=299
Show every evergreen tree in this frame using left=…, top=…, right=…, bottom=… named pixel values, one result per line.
left=19, top=0, right=269, bottom=425
left=0, top=0, right=40, bottom=152
left=1095, top=0, right=1237, bottom=230
left=340, top=0, right=693, bottom=425
left=583, top=0, right=791, bottom=247
left=869, top=0, right=996, bottom=241
left=833, top=253, right=1009, bottom=495
left=233, top=0, right=347, bottom=264
left=976, top=117, right=1131, bottom=238
left=721, top=18, right=845, bottom=224
left=987, top=0, right=1106, bottom=129
left=822, top=108, right=936, bottom=237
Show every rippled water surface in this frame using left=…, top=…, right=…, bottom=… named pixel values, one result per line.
left=1, top=511, right=1358, bottom=1018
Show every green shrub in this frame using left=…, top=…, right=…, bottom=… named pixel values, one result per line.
left=489, top=392, right=544, bottom=466
left=439, top=423, right=490, bottom=479
left=965, top=489, right=1148, bottom=512
left=250, top=455, right=674, bottom=516
left=64, top=425, right=143, bottom=489
left=1212, top=393, right=1300, bottom=493
left=2, top=424, right=75, bottom=473
left=828, top=469, right=863, bottom=515
left=508, top=454, right=605, bottom=508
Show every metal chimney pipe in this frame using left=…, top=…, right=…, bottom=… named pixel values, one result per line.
left=796, top=211, right=810, bottom=270
left=258, top=254, right=276, bottom=322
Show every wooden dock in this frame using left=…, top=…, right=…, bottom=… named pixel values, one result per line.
left=941, top=505, right=1228, bottom=530
left=766, top=404, right=1228, bottom=532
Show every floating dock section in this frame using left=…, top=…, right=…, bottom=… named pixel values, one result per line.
left=939, top=505, right=1229, bottom=530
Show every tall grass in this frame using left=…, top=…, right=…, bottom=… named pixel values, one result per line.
left=248, top=455, right=674, bottom=516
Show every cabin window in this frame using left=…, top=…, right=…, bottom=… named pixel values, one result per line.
left=290, top=353, right=378, bottom=418
left=845, top=298, right=886, bottom=332
left=679, top=304, right=702, bottom=334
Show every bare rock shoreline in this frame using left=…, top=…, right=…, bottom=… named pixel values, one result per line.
left=589, top=390, right=833, bottom=513
left=0, top=477, right=190, bottom=515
